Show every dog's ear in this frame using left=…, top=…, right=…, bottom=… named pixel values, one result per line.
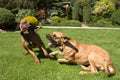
left=29, top=23, right=38, bottom=29
left=63, top=37, right=71, bottom=42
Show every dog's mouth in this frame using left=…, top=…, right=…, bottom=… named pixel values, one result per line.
left=21, top=25, right=34, bottom=34
left=21, top=28, right=29, bottom=34
left=46, top=34, right=59, bottom=47
left=48, top=42, right=58, bottom=47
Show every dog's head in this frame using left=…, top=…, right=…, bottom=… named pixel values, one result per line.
left=46, top=32, right=70, bottom=47
left=19, top=19, right=36, bottom=34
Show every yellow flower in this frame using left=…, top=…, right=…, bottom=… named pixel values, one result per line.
left=23, top=16, right=39, bottom=27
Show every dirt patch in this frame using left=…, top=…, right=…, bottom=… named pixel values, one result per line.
left=0, top=29, right=7, bottom=33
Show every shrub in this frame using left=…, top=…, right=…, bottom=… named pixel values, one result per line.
left=16, top=9, right=36, bottom=22
left=60, top=20, right=81, bottom=26
left=83, top=0, right=91, bottom=23
left=88, top=17, right=116, bottom=27
left=111, top=9, right=120, bottom=26
left=72, top=0, right=82, bottom=20
left=0, top=8, right=15, bottom=29
left=50, top=20, right=81, bottom=26
left=72, top=0, right=91, bottom=22
left=51, top=16, right=60, bottom=22
left=22, top=16, right=39, bottom=27
left=93, top=0, right=115, bottom=16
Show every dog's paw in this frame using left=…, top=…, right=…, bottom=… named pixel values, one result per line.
left=48, top=54, right=55, bottom=58
left=47, top=54, right=57, bottom=60
left=57, top=59, right=66, bottom=64
left=79, top=71, right=88, bottom=75
left=23, top=52, right=29, bottom=56
left=49, top=53, right=56, bottom=56
left=35, top=59, right=40, bottom=64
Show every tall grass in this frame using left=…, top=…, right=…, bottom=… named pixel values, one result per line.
left=0, top=28, right=120, bottom=80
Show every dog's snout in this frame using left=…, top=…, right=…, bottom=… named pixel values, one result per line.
left=46, top=34, right=55, bottom=41
left=46, top=34, right=50, bottom=37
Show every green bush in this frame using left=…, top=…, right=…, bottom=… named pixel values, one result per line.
left=72, top=0, right=82, bottom=20
left=111, top=9, right=120, bottom=26
left=50, top=20, right=81, bottom=26
left=72, top=0, right=91, bottom=22
left=88, top=19, right=115, bottom=27
left=83, top=0, right=91, bottom=23
left=16, top=9, right=36, bottom=22
left=51, top=16, right=60, bottom=22
left=0, top=8, right=15, bottom=29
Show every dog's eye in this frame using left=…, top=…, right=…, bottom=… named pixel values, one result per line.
left=27, top=25, right=32, bottom=29
left=53, top=35, right=56, bottom=37
left=53, top=35, right=60, bottom=39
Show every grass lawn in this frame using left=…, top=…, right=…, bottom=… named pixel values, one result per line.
left=0, top=28, right=120, bottom=80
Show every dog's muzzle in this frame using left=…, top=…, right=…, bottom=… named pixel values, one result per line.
left=21, top=25, right=34, bottom=34
left=46, top=34, right=59, bottom=47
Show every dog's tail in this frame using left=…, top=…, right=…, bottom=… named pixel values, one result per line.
left=104, top=59, right=115, bottom=77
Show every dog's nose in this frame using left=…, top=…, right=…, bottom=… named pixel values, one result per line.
left=46, top=34, right=49, bottom=37
left=46, top=34, right=51, bottom=39
left=46, top=34, right=50, bottom=36
left=27, top=25, right=33, bottom=29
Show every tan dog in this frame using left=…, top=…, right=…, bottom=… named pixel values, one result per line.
left=46, top=31, right=115, bottom=76
left=19, top=19, right=52, bottom=64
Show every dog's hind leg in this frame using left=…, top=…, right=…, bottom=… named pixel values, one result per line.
left=80, top=65, right=91, bottom=70
left=104, top=59, right=116, bottom=77
left=79, top=53, right=98, bottom=75
left=79, top=62, right=98, bottom=75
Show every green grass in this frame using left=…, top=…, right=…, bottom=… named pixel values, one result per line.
left=0, top=28, right=120, bottom=80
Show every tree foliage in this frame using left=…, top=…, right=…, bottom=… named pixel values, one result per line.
left=72, top=0, right=91, bottom=23
left=16, top=9, right=36, bottom=22
left=111, top=0, right=120, bottom=9
left=111, top=8, right=120, bottom=25
left=0, top=0, right=37, bottom=13
left=83, top=0, right=91, bottom=23
left=0, top=0, right=119, bottom=28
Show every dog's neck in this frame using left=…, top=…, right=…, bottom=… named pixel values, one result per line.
left=59, top=40, right=78, bottom=52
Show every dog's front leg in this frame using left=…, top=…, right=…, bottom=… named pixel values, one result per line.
left=79, top=58, right=98, bottom=75
left=27, top=49, right=40, bottom=64
left=49, top=50, right=62, bottom=56
left=40, top=46, right=55, bottom=58
left=57, top=59, right=70, bottom=63
left=40, top=46, right=49, bottom=57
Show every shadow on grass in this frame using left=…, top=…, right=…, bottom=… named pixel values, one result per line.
left=35, top=48, right=57, bottom=60
left=35, top=48, right=79, bottom=66
left=58, top=61, right=78, bottom=66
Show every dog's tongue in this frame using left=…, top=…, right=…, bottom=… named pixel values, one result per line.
left=23, top=30, right=29, bottom=34
left=48, top=42, right=56, bottom=47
